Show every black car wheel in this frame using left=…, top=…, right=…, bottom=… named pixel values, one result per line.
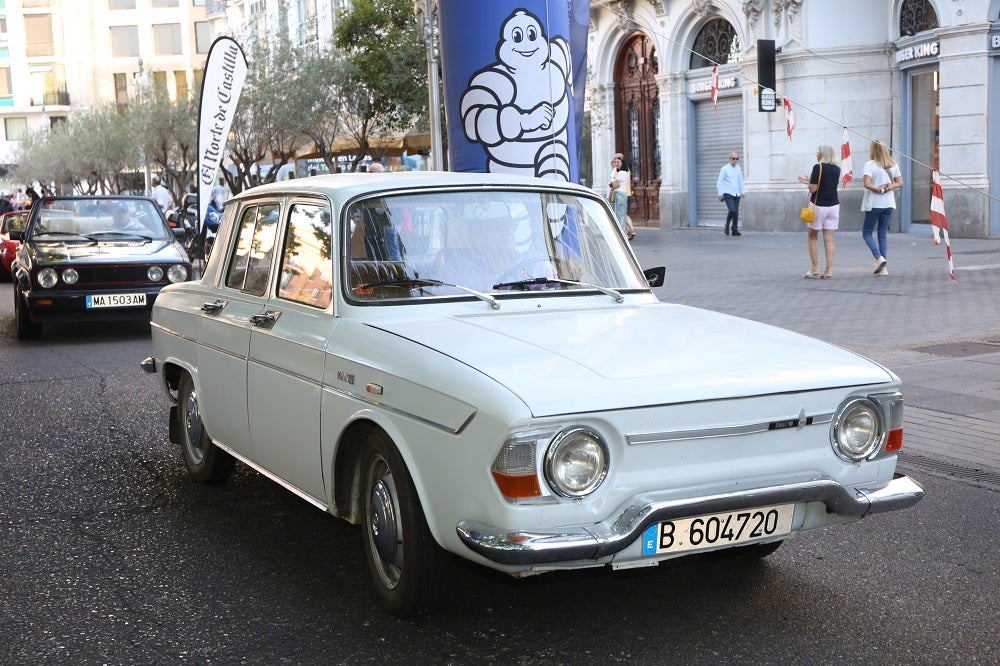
left=176, top=373, right=235, bottom=484
left=361, top=430, right=449, bottom=617
left=14, top=289, right=42, bottom=340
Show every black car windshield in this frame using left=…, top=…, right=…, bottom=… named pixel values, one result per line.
left=29, top=197, right=171, bottom=241
left=345, top=188, right=646, bottom=303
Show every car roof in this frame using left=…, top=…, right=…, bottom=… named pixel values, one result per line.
left=232, top=172, right=596, bottom=204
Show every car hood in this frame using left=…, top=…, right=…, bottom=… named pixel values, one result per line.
left=26, top=240, right=185, bottom=264
left=367, top=302, right=894, bottom=416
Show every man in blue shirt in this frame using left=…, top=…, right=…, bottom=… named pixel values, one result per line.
left=717, top=152, right=747, bottom=236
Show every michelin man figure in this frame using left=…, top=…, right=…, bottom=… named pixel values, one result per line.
left=460, top=9, right=572, bottom=181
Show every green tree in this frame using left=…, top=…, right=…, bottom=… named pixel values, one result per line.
left=334, top=0, right=426, bottom=170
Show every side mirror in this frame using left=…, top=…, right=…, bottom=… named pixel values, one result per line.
left=9, top=230, right=23, bottom=241
left=643, top=266, right=666, bottom=288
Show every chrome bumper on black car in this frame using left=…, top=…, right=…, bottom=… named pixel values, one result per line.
left=456, top=474, right=924, bottom=566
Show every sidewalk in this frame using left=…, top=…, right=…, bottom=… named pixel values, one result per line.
left=629, top=226, right=1000, bottom=478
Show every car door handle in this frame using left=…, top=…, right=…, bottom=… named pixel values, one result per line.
left=249, top=310, right=281, bottom=329
left=200, top=299, right=227, bottom=315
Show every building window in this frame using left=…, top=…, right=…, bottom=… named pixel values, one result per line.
left=153, top=70, right=168, bottom=97
left=114, top=72, right=129, bottom=111
left=689, top=18, right=741, bottom=70
left=109, top=0, right=136, bottom=9
left=0, top=67, right=10, bottom=96
left=110, top=26, right=140, bottom=57
left=152, top=0, right=179, bottom=7
left=900, top=0, right=939, bottom=36
left=4, top=116, right=28, bottom=141
left=195, top=21, right=212, bottom=54
left=1, top=17, right=8, bottom=38
left=174, top=70, right=188, bottom=101
left=153, top=23, right=183, bottom=56
left=23, top=0, right=53, bottom=8
left=25, top=14, right=55, bottom=57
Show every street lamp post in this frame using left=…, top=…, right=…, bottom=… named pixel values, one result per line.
left=414, top=0, right=443, bottom=171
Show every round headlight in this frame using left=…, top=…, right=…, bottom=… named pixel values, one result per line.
left=167, top=264, right=188, bottom=283
left=544, top=428, right=608, bottom=498
left=147, top=266, right=164, bottom=281
left=38, top=268, right=58, bottom=288
left=61, top=268, right=79, bottom=285
left=832, top=398, right=884, bottom=461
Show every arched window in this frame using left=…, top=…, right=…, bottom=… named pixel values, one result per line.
left=690, top=18, right=741, bottom=70
left=900, top=0, right=939, bottom=36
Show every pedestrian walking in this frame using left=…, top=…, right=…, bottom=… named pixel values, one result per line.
left=797, top=145, right=842, bottom=279
left=717, top=151, right=746, bottom=236
left=151, top=176, right=175, bottom=214
left=861, top=140, right=903, bottom=276
left=608, top=153, right=631, bottom=236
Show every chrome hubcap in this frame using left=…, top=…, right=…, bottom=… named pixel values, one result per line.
left=184, top=388, right=206, bottom=463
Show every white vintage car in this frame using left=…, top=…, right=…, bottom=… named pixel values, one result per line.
left=142, top=172, right=923, bottom=617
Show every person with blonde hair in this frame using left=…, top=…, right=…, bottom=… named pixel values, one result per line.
left=861, top=140, right=903, bottom=276
left=798, top=144, right=841, bottom=279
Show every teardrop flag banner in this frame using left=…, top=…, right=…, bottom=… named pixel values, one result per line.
left=197, top=36, right=248, bottom=233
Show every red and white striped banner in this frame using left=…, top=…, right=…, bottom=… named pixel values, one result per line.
left=929, top=170, right=957, bottom=282
left=710, top=65, right=719, bottom=117
left=783, top=98, right=795, bottom=142
left=840, top=128, right=853, bottom=188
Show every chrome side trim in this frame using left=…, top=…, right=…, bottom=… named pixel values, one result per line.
left=627, top=412, right=834, bottom=445
left=212, top=440, right=329, bottom=512
left=456, top=474, right=924, bottom=566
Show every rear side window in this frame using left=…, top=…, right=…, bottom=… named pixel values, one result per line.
left=277, top=202, right=333, bottom=308
left=224, top=203, right=280, bottom=295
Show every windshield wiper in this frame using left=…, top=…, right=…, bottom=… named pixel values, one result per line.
left=86, top=231, right=154, bottom=241
left=31, top=231, right=96, bottom=243
left=360, top=277, right=500, bottom=310
left=491, top=276, right=624, bottom=303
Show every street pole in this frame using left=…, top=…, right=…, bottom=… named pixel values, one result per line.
left=415, top=0, right=444, bottom=171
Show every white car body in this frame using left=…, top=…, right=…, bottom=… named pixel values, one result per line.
left=144, top=172, right=922, bottom=616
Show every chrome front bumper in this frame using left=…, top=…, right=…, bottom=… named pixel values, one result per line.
left=456, top=473, right=924, bottom=566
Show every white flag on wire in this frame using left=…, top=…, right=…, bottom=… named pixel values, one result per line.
left=783, top=97, right=795, bottom=142
left=929, top=170, right=957, bottom=282
left=840, top=128, right=853, bottom=188
left=711, top=65, right=719, bottom=117
left=197, top=37, right=248, bottom=233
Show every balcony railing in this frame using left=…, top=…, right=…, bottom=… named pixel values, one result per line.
left=31, top=89, right=71, bottom=107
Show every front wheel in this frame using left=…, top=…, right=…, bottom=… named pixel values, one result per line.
left=360, top=430, right=449, bottom=617
left=14, top=289, right=42, bottom=340
left=176, top=373, right=235, bottom=484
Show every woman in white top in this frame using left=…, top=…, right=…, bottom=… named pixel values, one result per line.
left=861, top=140, right=904, bottom=276
left=608, top=153, right=630, bottom=235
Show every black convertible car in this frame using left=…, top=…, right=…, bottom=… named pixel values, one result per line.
left=10, top=195, right=192, bottom=339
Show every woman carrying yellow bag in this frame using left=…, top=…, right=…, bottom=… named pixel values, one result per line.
left=797, top=145, right=842, bottom=279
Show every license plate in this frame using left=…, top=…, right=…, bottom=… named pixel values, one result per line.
left=85, top=293, right=147, bottom=309
left=641, top=504, right=794, bottom=556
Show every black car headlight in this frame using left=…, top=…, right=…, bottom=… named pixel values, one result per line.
left=831, top=397, right=884, bottom=462
left=544, top=427, right=609, bottom=498
left=38, top=268, right=58, bottom=288
left=167, top=264, right=188, bottom=283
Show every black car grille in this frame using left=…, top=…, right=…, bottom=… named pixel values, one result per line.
left=55, top=264, right=170, bottom=287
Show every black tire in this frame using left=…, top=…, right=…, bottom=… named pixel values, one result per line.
left=176, top=373, right=235, bottom=484
left=360, top=430, right=449, bottom=617
left=14, top=289, right=42, bottom=340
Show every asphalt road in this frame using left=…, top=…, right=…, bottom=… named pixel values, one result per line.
left=0, top=280, right=997, bottom=665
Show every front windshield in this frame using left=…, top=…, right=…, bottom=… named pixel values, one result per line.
left=345, top=188, right=646, bottom=303
left=29, top=198, right=170, bottom=240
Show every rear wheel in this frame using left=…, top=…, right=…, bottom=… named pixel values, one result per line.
left=360, top=430, right=449, bottom=617
left=176, top=373, right=235, bottom=484
left=14, top=289, right=42, bottom=340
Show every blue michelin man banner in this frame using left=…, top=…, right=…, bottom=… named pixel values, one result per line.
left=438, top=1, right=587, bottom=183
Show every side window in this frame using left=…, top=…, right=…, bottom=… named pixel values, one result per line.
left=224, top=203, right=280, bottom=295
left=277, top=203, right=333, bottom=308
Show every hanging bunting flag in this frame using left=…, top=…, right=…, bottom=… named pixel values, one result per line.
left=840, top=128, right=853, bottom=188
left=710, top=65, right=719, bottom=117
left=783, top=97, right=795, bottom=141
left=929, top=170, right=957, bottom=282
